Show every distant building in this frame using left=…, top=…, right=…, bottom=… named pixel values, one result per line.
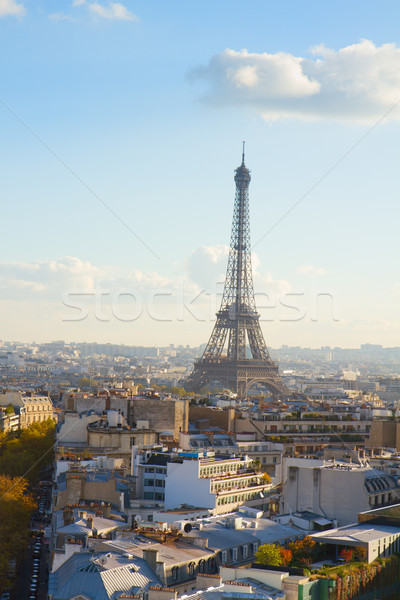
left=282, top=457, right=400, bottom=526
left=236, top=441, right=283, bottom=484
left=87, top=410, right=157, bottom=458
left=0, top=392, right=55, bottom=429
left=368, top=419, right=400, bottom=450
left=54, top=463, right=135, bottom=512
left=0, top=408, right=19, bottom=432
left=179, top=430, right=238, bottom=455
left=53, top=507, right=124, bottom=550
left=128, top=394, right=189, bottom=441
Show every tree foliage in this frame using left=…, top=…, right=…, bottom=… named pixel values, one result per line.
left=158, top=385, right=187, bottom=397
left=288, top=536, right=317, bottom=566
left=279, top=548, right=293, bottom=566
left=340, top=548, right=354, bottom=562
left=0, top=419, right=55, bottom=484
left=353, top=545, right=367, bottom=562
left=255, top=543, right=285, bottom=566
left=0, top=421, right=55, bottom=586
left=0, top=474, right=36, bottom=588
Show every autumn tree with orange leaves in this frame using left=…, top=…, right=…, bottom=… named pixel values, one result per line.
left=0, top=475, right=36, bottom=588
left=288, top=536, right=317, bottom=566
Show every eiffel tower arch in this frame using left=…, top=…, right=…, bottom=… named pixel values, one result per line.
left=185, top=146, right=290, bottom=399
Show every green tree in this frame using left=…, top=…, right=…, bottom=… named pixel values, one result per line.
left=5, top=404, right=14, bottom=415
left=255, top=544, right=284, bottom=566
left=0, top=419, right=55, bottom=484
left=170, top=386, right=187, bottom=397
left=198, top=398, right=210, bottom=406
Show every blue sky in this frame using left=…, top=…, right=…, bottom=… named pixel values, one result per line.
left=1, top=0, right=400, bottom=348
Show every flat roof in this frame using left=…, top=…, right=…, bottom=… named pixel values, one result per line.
left=312, top=523, right=400, bottom=545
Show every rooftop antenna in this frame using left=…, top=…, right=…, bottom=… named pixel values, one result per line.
left=242, top=140, right=245, bottom=165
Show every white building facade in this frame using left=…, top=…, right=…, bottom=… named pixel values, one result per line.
left=164, top=452, right=272, bottom=515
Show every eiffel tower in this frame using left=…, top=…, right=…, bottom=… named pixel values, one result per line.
left=185, top=145, right=289, bottom=398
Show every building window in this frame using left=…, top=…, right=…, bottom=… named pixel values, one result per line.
left=242, top=545, right=248, bottom=559
left=208, top=557, right=215, bottom=572
left=144, top=479, right=154, bottom=487
left=232, top=548, right=238, bottom=561
left=172, top=567, right=179, bottom=581
left=188, top=562, right=195, bottom=576
left=198, top=560, right=205, bottom=573
left=221, top=551, right=227, bottom=564
left=253, top=542, right=258, bottom=554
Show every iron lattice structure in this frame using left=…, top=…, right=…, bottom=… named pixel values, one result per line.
left=185, top=148, right=289, bottom=398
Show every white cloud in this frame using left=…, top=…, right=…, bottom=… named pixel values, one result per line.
left=254, top=269, right=292, bottom=299
left=49, top=13, right=75, bottom=21
left=0, top=0, right=25, bottom=17
left=88, top=2, right=138, bottom=21
left=186, top=244, right=292, bottom=303
left=193, top=40, right=400, bottom=123
left=186, top=245, right=229, bottom=290
left=297, top=264, right=327, bottom=276
left=0, top=257, right=102, bottom=298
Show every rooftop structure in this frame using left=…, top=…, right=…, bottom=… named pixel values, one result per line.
left=311, top=523, right=400, bottom=563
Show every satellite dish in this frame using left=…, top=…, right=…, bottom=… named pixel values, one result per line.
left=184, top=523, right=192, bottom=533
left=135, top=515, right=142, bottom=523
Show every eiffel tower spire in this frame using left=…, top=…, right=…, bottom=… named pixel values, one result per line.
left=185, top=147, right=289, bottom=398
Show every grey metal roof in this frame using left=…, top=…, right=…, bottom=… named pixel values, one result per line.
left=50, top=551, right=161, bottom=600
left=57, top=515, right=121, bottom=535
left=179, top=578, right=284, bottom=600
left=94, top=535, right=215, bottom=565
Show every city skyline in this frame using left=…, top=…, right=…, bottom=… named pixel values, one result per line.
left=1, top=1, right=400, bottom=347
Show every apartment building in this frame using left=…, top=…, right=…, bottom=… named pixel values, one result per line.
left=282, top=457, right=400, bottom=526
left=164, top=452, right=272, bottom=515
left=19, top=394, right=55, bottom=428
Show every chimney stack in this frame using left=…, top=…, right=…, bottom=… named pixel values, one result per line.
left=63, top=507, right=74, bottom=526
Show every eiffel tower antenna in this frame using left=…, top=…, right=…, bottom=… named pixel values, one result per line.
left=185, top=147, right=289, bottom=398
